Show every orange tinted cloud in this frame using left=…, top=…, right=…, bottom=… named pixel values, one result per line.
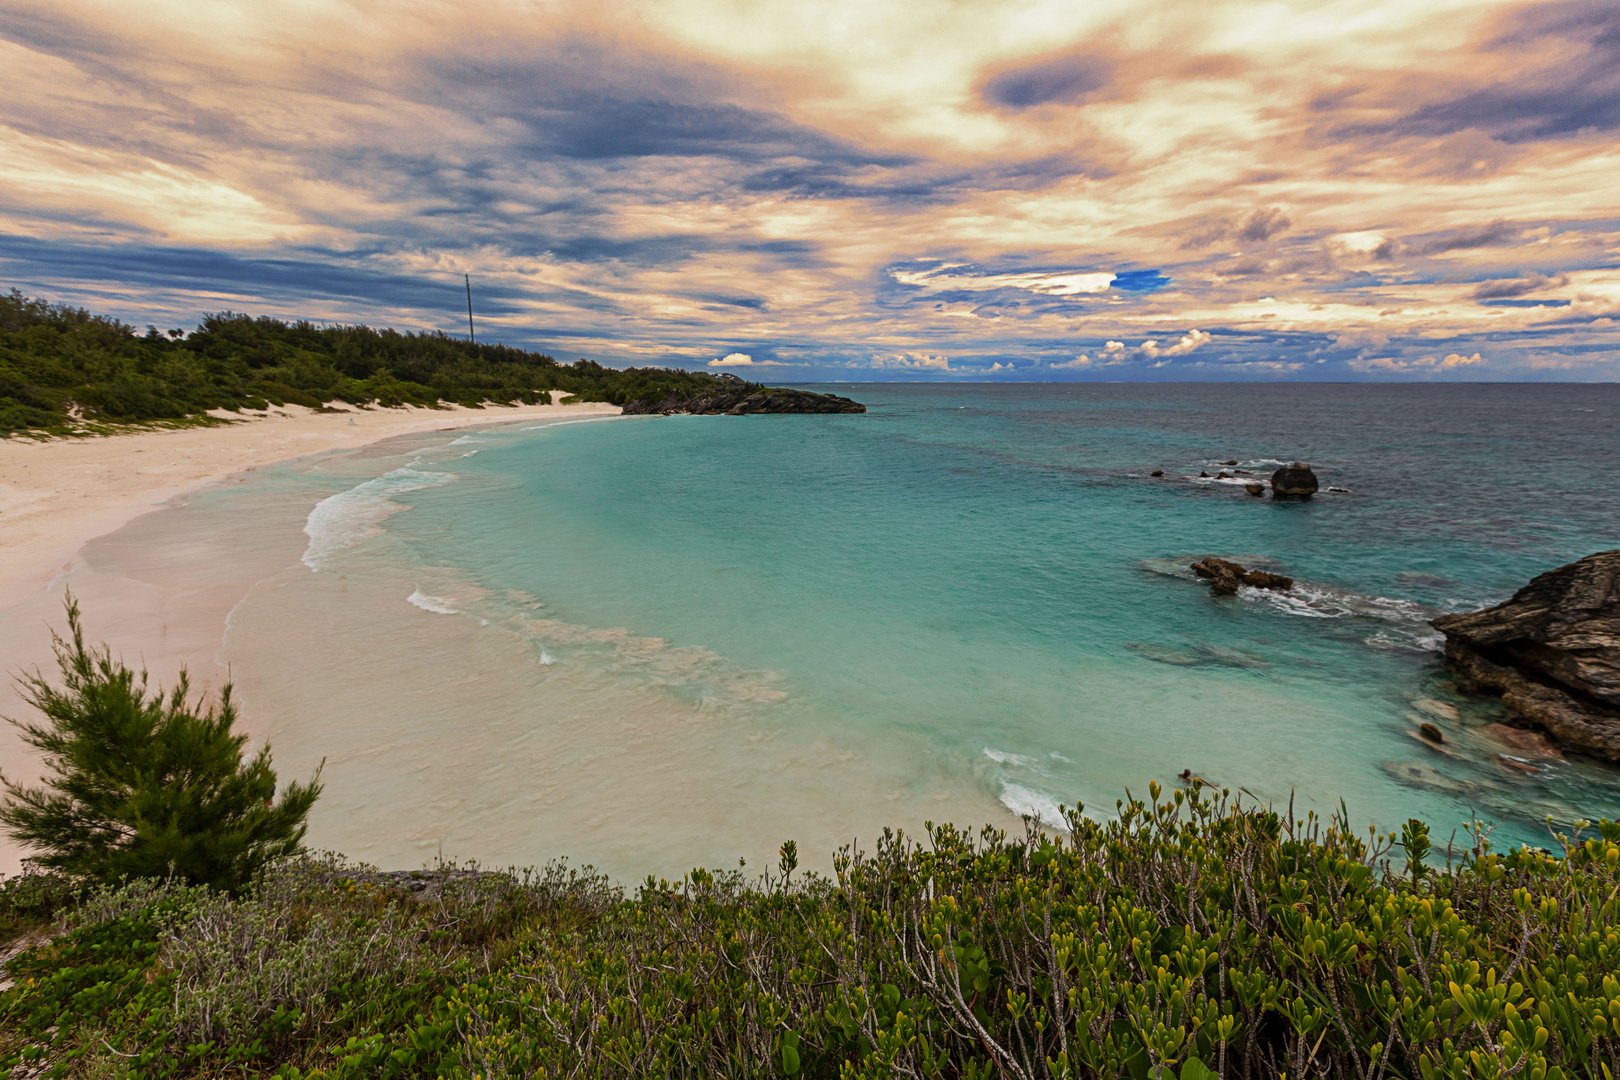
left=0, top=0, right=1615, bottom=377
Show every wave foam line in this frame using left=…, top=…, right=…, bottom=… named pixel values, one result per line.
left=407, top=588, right=458, bottom=615
left=999, top=782, right=1068, bottom=827
left=301, top=467, right=456, bottom=571
left=519, top=415, right=631, bottom=431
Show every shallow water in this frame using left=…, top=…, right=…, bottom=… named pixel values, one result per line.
left=163, top=385, right=1620, bottom=875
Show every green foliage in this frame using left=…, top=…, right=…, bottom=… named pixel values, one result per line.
left=0, top=596, right=321, bottom=890
left=0, top=856, right=619, bottom=1079
left=5, top=791, right=1619, bottom=1079
left=0, top=289, right=743, bottom=434
left=459, top=785, right=1620, bottom=1080
left=0, top=868, right=78, bottom=940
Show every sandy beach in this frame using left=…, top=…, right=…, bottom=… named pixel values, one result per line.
left=0, top=398, right=619, bottom=874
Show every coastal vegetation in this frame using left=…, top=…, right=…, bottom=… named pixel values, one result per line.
left=0, top=290, right=740, bottom=435
left=4, top=789, right=1618, bottom=1078
left=0, top=596, right=321, bottom=892
left=5, top=610, right=1620, bottom=1080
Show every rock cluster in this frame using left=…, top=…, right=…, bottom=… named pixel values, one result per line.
left=622, top=387, right=866, bottom=415
left=1191, top=557, right=1294, bottom=596
left=1431, top=550, right=1620, bottom=762
left=1270, top=463, right=1319, bottom=499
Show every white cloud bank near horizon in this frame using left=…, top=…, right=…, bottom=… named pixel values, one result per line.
left=0, top=0, right=1617, bottom=380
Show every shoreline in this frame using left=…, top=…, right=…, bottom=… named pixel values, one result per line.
left=0, top=399, right=620, bottom=875
left=0, top=397, right=621, bottom=615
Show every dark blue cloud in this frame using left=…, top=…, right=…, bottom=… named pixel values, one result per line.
left=1329, top=1, right=1620, bottom=144
left=980, top=52, right=1114, bottom=110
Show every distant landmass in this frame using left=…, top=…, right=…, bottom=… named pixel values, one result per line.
left=620, top=382, right=865, bottom=415
left=0, top=289, right=862, bottom=435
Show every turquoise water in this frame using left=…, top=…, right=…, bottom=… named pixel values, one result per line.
left=285, top=382, right=1615, bottom=861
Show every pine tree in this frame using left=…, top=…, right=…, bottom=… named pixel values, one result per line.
left=1, top=595, right=322, bottom=891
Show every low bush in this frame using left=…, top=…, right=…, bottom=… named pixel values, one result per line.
left=3, top=788, right=1616, bottom=1079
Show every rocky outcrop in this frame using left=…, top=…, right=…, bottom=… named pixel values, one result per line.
left=1431, top=550, right=1620, bottom=762
left=1191, top=557, right=1294, bottom=596
left=1270, top=463, right=1319, bottom=499
left=622, top=386, right=866, bottom=415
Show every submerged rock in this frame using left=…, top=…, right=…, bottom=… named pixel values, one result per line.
left=1191, top=556, right=1294, bottom=595
left=1245, top=483, right=1265, bottom=497
left=1481, top=723, right=1564, bottom=760
left=1151, top=469, right=1164, bottom=477
left=1270, top=463, right=1319, bottom=499
left=1431, top=549, right=1620, bottom=762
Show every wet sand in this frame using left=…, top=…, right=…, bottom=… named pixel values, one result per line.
left=0, top=399, right=618, bottom=875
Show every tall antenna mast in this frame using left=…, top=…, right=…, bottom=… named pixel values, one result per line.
left=465, top=273, right=476, bottom=344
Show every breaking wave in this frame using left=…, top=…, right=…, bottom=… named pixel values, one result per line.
left=301, top=467, right=456, bottom=571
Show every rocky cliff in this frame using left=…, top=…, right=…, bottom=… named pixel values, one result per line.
left=621, top=386, right=866, bottom=415
left=1431, top=550, right=1620, bottom=761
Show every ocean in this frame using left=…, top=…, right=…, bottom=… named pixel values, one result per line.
left=144, top=383, right=1620, bottom=877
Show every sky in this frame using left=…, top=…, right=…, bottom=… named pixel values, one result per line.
left=2, top=0, right=1618, bottom=380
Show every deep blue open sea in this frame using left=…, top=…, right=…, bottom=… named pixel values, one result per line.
left=208, top=383, right=1620, bottom=874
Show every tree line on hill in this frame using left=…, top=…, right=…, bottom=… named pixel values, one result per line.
left=0, top=289, right=743, bottom=435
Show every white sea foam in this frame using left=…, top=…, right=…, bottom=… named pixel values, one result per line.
left=537, top=649, right=556, bottom=665
left=407, top=588, right=458, bottom=614
left=519, top=415, right=630, bottom=431
left=1239, top=581, right=1433, bottom=624
left=983, top=747, right=1037, bottom=767
left=999, top=782, right=1067, bottom=826
left=449, top=435, right=480, bottom=446
left=301, top=467, right=456, bottom=571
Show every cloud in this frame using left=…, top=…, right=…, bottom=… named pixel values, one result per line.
left=870, top=352, right=951, bottom=371
left=1413, top=220, right=1517, bottom=255
left=891, top=263, right=1117, bottom=295
left=1141, top=329, right=1213, bottom=357
left=1238, top=208, right=1291, bottom=242
left=0, top=0, right=1615, bottom=382
left=1471, top=272, right=1568, bottom=299
left=1350, top=351, right=1486, bottom=373
left=708, top=352, right=755, bottom=366
left=980, top=51, right=1114, bottom=110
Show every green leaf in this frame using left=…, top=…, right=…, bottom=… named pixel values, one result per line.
left=1179, top=1056, right=1218, bottom=1080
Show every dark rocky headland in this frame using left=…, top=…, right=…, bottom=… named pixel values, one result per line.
left=622, top=385, right=866, bottom=415
left=1432, top=549, right=1620, bottom=762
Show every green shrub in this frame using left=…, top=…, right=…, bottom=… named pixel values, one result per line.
left=0, top=868, right=77, bottom=940
left=0, top=855, right=619, bottom=1078
left=458, top=787, right=1620, bottom=1080
left=0, top=596, right=321, bottom=891
left=4, top=788, right=1617, bottom=1079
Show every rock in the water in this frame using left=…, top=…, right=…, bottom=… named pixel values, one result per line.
left=1270, top=462, right=1319, bottom=499
left=1431, top=549, right=1620, bottom=762
left=1224, top=460, right=1238, bottom=466
left=1412, top=698, right=1460, bottom=722
left=1199, top=470, right=1210, bottom=478
left=1151, top=469, right=1164, bottom=477
left=1419, top=721, right=1445, bottom=743
left=1481, top=723, right=1563, bottom=760
left=1191, top=557, right=1294, bottom=595
left=1217, top=471, right=1232, bottom=479
left=1245, top=483, right=1265, bottom=497
left=1243, top=569, right=1293, bottom=590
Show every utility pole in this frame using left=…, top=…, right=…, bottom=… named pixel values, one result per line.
left=465, top=274, right=476, bottom=344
